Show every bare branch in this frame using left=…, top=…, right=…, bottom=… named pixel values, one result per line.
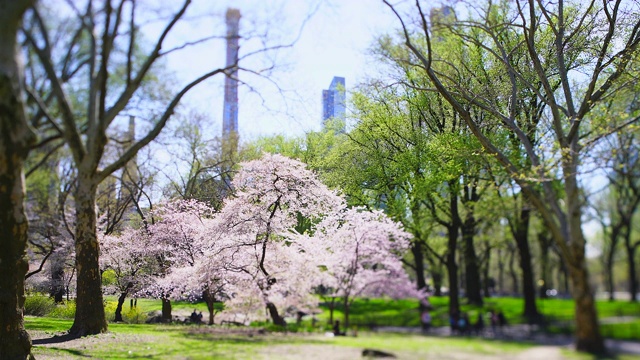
left=98, top=67, right=226, bottom=181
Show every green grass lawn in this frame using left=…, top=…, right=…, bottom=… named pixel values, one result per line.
left=28, top=294, right=640, bottom=343
left=103, top=295, right=209, bottom=314
left=24, top=316, right=640, bottom=359
left=319, top=296, right=640, bottom=330
left=25, top=316, right=536, bottom=360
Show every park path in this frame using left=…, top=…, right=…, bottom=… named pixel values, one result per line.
left=513, top=346, right=564, bottom=360
left=257, top=343, right=567, bottom=360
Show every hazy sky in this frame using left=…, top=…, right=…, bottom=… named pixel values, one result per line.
left=154, top=0, right=399, bottom=141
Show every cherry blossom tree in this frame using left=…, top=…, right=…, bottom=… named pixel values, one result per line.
left=100, top=228, right=156, bottom=322
left=211, top=153, right=343, bottom=325
left=142, top=199, right=213, bottom=321
left=155, top=228, right=236, bottom=325
left=312, top=207, right=419, bottom=328
left=105, top=154, right=419, bottom=330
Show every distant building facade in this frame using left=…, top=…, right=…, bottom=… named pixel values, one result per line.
left=222, top=8, right=241, bottom=138
left=430, top=5, right=456, bottom=34
left=322, top=76, right=346, bottom=125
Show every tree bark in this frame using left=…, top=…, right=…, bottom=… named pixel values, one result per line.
left=446, top=192, right=461, bottom=316
left=508, top=246, right=519, bottom=295
left=565, top=174, right=604, bottom=353
left=605, top=225, right=622, bottom=301
left=343, top=298, right=351, bottom=330
left=624, top=234, right=638, bottom=302
left=497, top=248, right=505, bottom=295
left=537, top=233, right=551, bottom=299
left=50, top=260, right=65, bottom=303
left=327, top=296, right=336, bottom=324
left=431, top=267, right=443, bottom=297
left=266, top=302, right=286, bottom=326
left=567, top=260, right=604, bottom=353
left=446, top=227, right=460, bottom=316
left=203, top=288, right=217, bottom=325
left=482, top=245, right=491, bottom=298
left=69, top=177, right=108, bottom=336
left=0, top=1, right=36, bottom=358
left=410, top=241, right=427, bottom=293
left=114, top=282, right=133, bottom=322
left=462, top=214, right=482, bottom=305
left=512, top=208, right=538, bottom=322
left=161, top=298, right=172, bottom=322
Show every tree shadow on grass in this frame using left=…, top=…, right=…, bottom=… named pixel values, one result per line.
left=40, top=347, right=91, bottom=358
left=33, top=333, right=80, bottom=345
left=182, top=328, right=328, bottom=346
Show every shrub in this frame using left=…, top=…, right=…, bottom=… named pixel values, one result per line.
left=123, top=306, right=147, bottom=324
left=24, top=293, right=56, bottom=316
left=49, top=301, right=76, bottom=319
left=103, top=300, right=147, bottom=323
left=104, top=301, right=117, bottom=322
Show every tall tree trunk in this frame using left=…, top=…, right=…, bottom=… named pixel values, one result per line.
left=482, top=245, right=491, bottom=298
left=446, top=226, right=460, bottom=316
left=567, top=259, right=604, bottom=352
left=411, top=241, right=427, bottom=292
left=266, top=302, right=286, bottom=326
left=431, top=267, right=443, bottom=297
left=605, top=226, right=621, bottom=301
left=508, top=246, right=519, bottom=295
left=0, top=2, right=36, bottom=358
left=462, top=214, right=482, bottom=305
left=624, top=232, right=638, bottom=302
left=114, top=282, right=133, bottom=322
left=513, top=208, right=538, bottom=322
left=161, top=297, right=172, bottom=322
left=558, top=259, right=569, bottom=295
left=203, top=287, right=217, bottom=325
left=538, top=233, right=551, bottom=299
left=564, top=171, right=604, bottom=353
left=327, top=296, right=336, bottom=324
left=50, top=259, right=65, bottom=303
left=69, top=177, right=108, bottom=336
left=497, top=248, right=505, bottom=295
left=343, top=298, right=351, bottom=330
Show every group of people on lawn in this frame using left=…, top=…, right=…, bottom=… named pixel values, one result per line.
left=190, top=309, right=204, bottom=324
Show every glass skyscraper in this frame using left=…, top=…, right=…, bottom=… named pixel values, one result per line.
left=322, top=76, right=346, bottom=124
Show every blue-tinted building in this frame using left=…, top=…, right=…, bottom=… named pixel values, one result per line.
left=223, top=8, right=240, bottom=138
left=322, top=76, right=345, bottom=125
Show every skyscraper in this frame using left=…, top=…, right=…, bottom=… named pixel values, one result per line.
left=430, top=5, right=456, bottom=34
left=222, top=8, right=240, bottom=138
left=322, top=76, right=346, bottom=125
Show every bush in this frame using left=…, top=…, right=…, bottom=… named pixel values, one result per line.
left=103, top=300, right=147, bottom=324
left=49, top=301, right=76, bottom=319
left=24, top=293, right=56, bottom=316
left=123, top=306, right=147, bottom=324
left=104, top=301, right=117, bottom=322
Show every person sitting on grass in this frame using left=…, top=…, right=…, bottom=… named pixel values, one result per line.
left=190, top=309, right=200, bottom=324
left=333, top=320, right=346, bottom=336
